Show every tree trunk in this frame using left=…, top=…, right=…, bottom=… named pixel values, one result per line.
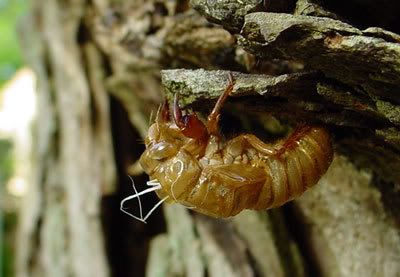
left=17, top=0, right=400, bottom=276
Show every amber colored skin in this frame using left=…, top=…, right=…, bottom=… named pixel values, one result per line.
left=139, top=73, right=333, bottom=218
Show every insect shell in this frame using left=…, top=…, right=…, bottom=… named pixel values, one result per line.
left=139, top=73, right=333, bottom=218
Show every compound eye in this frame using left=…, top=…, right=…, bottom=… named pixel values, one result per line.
left=147, top=141, right=178, bottom=160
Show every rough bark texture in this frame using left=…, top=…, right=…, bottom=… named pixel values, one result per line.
left=17, top=0, right=400, bottom=276
left=16, top=1, right=115, bottom=276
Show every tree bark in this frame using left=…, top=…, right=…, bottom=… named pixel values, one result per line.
left=16, top=1, right=115, bottom=276
left=17, top=0, right=400, bottom=276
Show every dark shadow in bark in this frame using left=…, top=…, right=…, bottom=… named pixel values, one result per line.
left=101, top=97, right=166, bottom=277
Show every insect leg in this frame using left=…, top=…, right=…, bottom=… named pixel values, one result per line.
left=161, top=99, right=170, bottom=121
left=274, top=125, right=312, bottom=156
left=173, top=93, right=209, bottom=140
left=173, top=93, right=185, bottom=128
left=207, top=72, right=235, bottom=135
left=228, top=134, right=277, bottom=156
left=232, top=126, right=314, bottom=158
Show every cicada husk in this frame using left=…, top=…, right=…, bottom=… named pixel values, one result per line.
left=138, top=73, right=333, bottom=218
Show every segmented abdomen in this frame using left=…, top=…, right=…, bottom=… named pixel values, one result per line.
left=255, top=127, right=333, bottom=209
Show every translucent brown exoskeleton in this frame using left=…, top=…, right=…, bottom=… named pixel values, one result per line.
left=121, top=73, right=333, bottom=221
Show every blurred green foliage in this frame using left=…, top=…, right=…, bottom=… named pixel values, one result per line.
left=0, top=1, right=27, bottom=276
left=0, top=140, right=15, bottom=277
left=0, top=139, right=13, bottom=183
left=2, top=212, right=17, bottom=277
left=0, top=0, right=27, bottom=87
